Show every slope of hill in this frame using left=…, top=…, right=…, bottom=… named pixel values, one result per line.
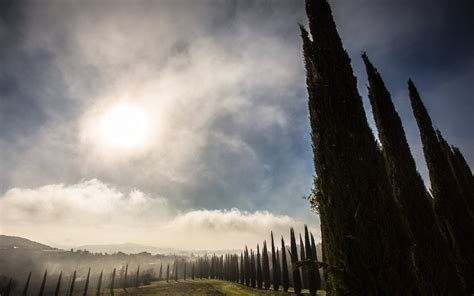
left=0, top=235, right=54, bottom=250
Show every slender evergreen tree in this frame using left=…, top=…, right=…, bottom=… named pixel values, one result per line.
left=256, top=244, right=263, bottom=289
left=262, top=241, right=270, bottom=290
left=159, top=263, right=163, bottom=280
left=123, top=264, right=128, bottom=291
left=192, top=263, right=195, bottom=280
left=290, top=228, right=302, bottom=295
left=310, top=233, right=321, bottom=292
left=299, top=234, right=308, bottom=290
left=22, top=271, right=31, bottom=296
left=83, top=268, right=91, bottom=296
left=250, top=250, right=256, bottom=288
left=305, top=226, right=318, bottom=295
left=244, top=247, right=250, bottom=286
left=96, top=271, right=103, bottom=296
left=240, top=253, right=245, bottom=285
left=362, top=54, right=464, bottom=293
left=38, top=270, right=47, bottom=296
left=4, top=278, right=12, bottom=296
left=135, top=265, right=140, bottom=288
left=110, top=268, right=116, bottom=296
left=184, top=263, right=187, bottom=280
left=281, top=238, right=289, bottom=292
left=54, top=272, right=62, bottom=296
left=409, top=79, right=474, bottom=291
left=69, top=271, right=76, bottom=296
left=270, top=232, right=280, bottom=291
left=300, top=0, right=419, bottom=293
left=166, top=264, right=170, bottom=282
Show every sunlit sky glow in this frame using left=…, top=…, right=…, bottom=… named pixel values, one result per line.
left=0, top=0, right=472, bottom=249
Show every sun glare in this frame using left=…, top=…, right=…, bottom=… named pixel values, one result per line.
left=98, top=103, right=151, bottom=149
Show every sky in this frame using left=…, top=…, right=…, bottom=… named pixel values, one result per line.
left=0, top=0, right=473, bottom=250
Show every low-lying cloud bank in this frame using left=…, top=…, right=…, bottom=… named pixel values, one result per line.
left=0, top=179, right=318, bottom=250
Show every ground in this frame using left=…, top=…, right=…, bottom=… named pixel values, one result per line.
left=111, top=279, right=327, bottom=295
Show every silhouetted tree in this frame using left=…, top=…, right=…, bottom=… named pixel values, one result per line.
left=135, top=265, right=140, bottom=288
left=83, top=268, right=91, bottom=296
left=192, top=263, right=195, bottom=280
left=159, top=263, right=163, bottom=280
left=281, top=238, right=289, bottom=292
left=300, top=0, right=419, bottom=293
left=240, top=253, right=245, bottom=285
left=22, top=272, right=31, bottom=296
left=123, top=264, right=128, bottom=291
left=271, top=232, right=281, bottom=291
left=299, top=234, right=307, bottom=289
left=409, top=79, right=474, bottom=291
left=290, top=228, right=302, bottom=295
left=305, top=226, right=319, bottom=295
left=166, top=264, right=170, bottom=283
left=362, top=54, right=464, bottom=293
left=250, top=250, right=256, bottom=288
left=262, top=241, right=270, bottom=290
left=256, top=244, right=263, bottom=289
left=38, top=270, right=47, bottom=296
left=184, top=263, right=187, bottom=280
left=69, top=271, right=76, bottom=296
left=96, top=271, right=103, bottom=296
left=54, top=272, right=62, bottom=296
left=110, top=268, right=116, bottom=296
left=310, top=233, right=321, bottom=292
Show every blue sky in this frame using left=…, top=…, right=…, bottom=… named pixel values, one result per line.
left=0, top=0, right=472, bottom=248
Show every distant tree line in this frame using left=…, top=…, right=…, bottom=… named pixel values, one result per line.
left=301, top=0, right=473, bottom=294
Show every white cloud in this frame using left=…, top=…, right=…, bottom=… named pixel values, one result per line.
left=0, top=180, right=319, bottom=250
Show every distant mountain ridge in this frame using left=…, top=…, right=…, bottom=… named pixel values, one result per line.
left=75, top=243, right=176, bottom=255
left=0, top=235, right=54, bottom=250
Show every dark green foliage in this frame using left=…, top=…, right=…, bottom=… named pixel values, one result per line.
left=280, top=238, right=289, bottom=292
left=166, top=264, right=170, bottom=283
left=38, top=270, right=47, bottom=296
left=262, top=241, right=270, bottom=290
left=270, top=232, right=280, bottom=291
left=123, top=264, right=128, bottom=291
left=362, top=54, right=464, bottom=293
left=299, top=234, right=307, bottom=290
left=159, top=263, right=163, bottom=280
left=4, top=278, right=12, bottom=296
left=409, top=80, right=474, bottom=291
left=22, top=272, right=31, bottom=296
left=290, top=228, right=302, bottom=294
left=305, top=226, right=318, bottom=295
left=244, top=247, right=250, bottom=286
left=135, top=265, right=140, bottom=288
left=54, top=272, right=62, bottom=296
left=300, top=0, right=419, bottom=293
left=250, top=250, right=256, bottom=288
left=451, top=146, right=474, bottom=212
left=240, top=253, right=245, bottom=284
left=110, top=268, right=116, bottom=296
left=310, top=233, right=321, bottom=291
left=96, top=271, right=103, bottom=296
left=256, top=245, right=263, bottom=289
left=83, top=268, right=90, bottom=296
left=69, top=271, right=76, bottom=296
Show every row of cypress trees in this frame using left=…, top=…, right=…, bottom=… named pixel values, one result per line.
left=192, top=226, right=321, bottom=295
left=300, top=0, right=473, bottom=294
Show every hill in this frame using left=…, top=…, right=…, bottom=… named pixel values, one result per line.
left=0, top=235, right=54, bottom=250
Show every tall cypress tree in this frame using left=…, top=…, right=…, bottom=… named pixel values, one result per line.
left=300, top=0, right=419, bottom=293
left=262, top=241, right=270, bottom=290
left=305, top=226, right=318, bottom=295
left=159, top=263, right=163, bottom=280
left=290, top=228, right=302, bottom=295
left=409, top=79, right=474, bottom=291
left=280, top=238, right=289, bottom=292
left=184, top=263, right=187, bottom=281
left=96, top=271, right=103, bottom=296
left=166, top=264, right=170, bottom=283
left=69, top=271, right=76, bottom=296
left=83, top=268, right=91, bottom=296
left=250, top=250, right=256, bottom=288
left=22, top=271, right=31, bottom=296
left=451, top=146, right=474, bottom=212
left=110, top=268, right=116, bottom=296
left=299, top=234, right=308, bottom=290
left=256, top=244, right=263, bottom=289
left=38, top=270, right=47, bottom=296
left=192, top=263, right=195, bottom=280
left=240, top=253, right=245, bottom=285
left=244, top=247, right=250, bottom=286
left=362, top=54, right=464, bottom=293
left=123, top=264, right=128, bottom=290
left=135, top=265, right=140, bottom=288
left=54, top=272, right=62, bottom=296
left=270, top=232, right=280, bottom=291
left=310, top=233, right=321, bottom=292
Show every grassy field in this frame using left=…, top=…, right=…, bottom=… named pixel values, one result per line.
left=109, top=279, right=327, bottom=295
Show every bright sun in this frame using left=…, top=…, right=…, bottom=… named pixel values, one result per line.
left=98, top=103, right=151, bottom=149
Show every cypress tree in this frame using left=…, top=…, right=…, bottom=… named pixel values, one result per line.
left=270, top=232, right=280, bottom=291
left=299, top=234, right=308, bottom=290
left=310, top=233, right=321, bottom=291
left=166, top=264, right=170, bottom=283
left=38, top=270, right=47, bottom=296
left=305, top=226, right=318, bottom=295
left=159, top=263, right=163, bottom=280
left=54, top=272, right=62, bottom=296
left=192, top=263, right=195, bottom=280
left=290, top=228, right=302, bottom=295
left=256, top=245, right=263, bottom=289
left=96, top=271, right=103, bottom=296
left=300, top=0, right=419, bottom=293
left=83, top=268, right=90, bottom=296
left=451, top=146, right=474, bottom=212
left=184, top=263, right=187, bottom=280
left=281, top=238, right=289, bottom=292
left=110, top=268, right=116, bottom=296
left=69, top=271, right=76, bottom=296
left=123, top=264, right=128, bottom=290
left=275, top=249, right=281, bottom=291
left=4, top=278, right=12, bottom=296
left=22, top=271, right=31, bottom=296
left=240, top=252, right=245, bottom=285
left=244, top=247, right=250, bottom=286
left=409, top=79, right=474, bottom=291
left=362, top=53, right=464, bottom=293
left=135, top=265, right=140, bottom=288
left=262, top=241, right=270, bottom=290
left=175, top=262, right=178, bottom=281
left=250, top=250, right=256, bottom=288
